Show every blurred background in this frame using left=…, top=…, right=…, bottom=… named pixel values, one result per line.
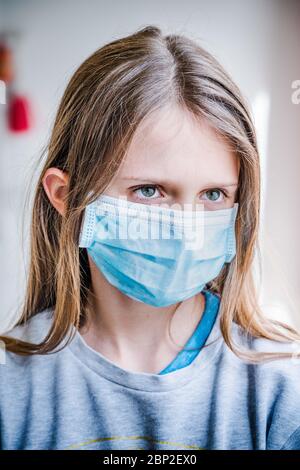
left=0, top=0, right=299, bottom=333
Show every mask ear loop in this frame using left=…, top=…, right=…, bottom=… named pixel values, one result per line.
left=78, top=203, right=96, bottom=248
left=224, top=203, right=239, bottom=263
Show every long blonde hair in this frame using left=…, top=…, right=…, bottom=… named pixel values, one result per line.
left=2, top=25, right=300, bottom=363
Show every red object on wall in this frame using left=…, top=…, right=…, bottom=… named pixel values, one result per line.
left=7, top=94, right=31, bottom=132
left=0, top=38, right=32, bottom=133
left=0, top=42, right=14, bottom=83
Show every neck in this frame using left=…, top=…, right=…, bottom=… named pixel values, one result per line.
left=79, top=257, right=205, bottom=373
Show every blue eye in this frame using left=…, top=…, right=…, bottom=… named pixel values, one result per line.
left=133, top=185, right=160, bottom=199
left=202, top=189, right=225, bottom=202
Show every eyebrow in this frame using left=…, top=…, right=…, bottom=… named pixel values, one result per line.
left=121, top=176, right=239, bottom=187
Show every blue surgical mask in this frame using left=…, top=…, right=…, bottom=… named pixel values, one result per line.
left=79, top=194, right=238, bottom=307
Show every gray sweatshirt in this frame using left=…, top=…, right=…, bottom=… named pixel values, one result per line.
left=1, top=293, right=300, bottom=450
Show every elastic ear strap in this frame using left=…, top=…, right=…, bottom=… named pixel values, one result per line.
left=78, top=204, right=96, bottom=248
left=225, top=203, right=239, bottom=262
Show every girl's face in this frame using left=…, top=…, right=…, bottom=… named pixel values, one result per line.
left=104, top=105, right=239, bottom=210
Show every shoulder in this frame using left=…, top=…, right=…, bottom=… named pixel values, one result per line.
left=0, top=309, right=55, bottom=370
left=3, top=308, right=54, bottom=344
left=229, top=321, right=300, bottom=449
left=0, top=308, right=74, bottom=411
left=230, top=319, right=300, bottom=384
left=8, top=309, right=55, bottom=338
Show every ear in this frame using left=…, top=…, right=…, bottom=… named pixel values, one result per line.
left=42, top=168, right=69, bottom=216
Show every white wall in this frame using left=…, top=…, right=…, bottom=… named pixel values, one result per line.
left=259, top=1, right=300, bottom=328
left=0, top=0, right=299, bottom=331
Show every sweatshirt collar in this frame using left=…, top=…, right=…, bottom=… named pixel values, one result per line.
left=68, top=290, right=224, bottom=392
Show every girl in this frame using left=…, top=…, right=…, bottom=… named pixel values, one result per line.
left=1, top=25, right=300, bottom=451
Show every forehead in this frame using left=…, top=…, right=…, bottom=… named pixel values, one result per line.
left=118, top=104, right=239, bottom=180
